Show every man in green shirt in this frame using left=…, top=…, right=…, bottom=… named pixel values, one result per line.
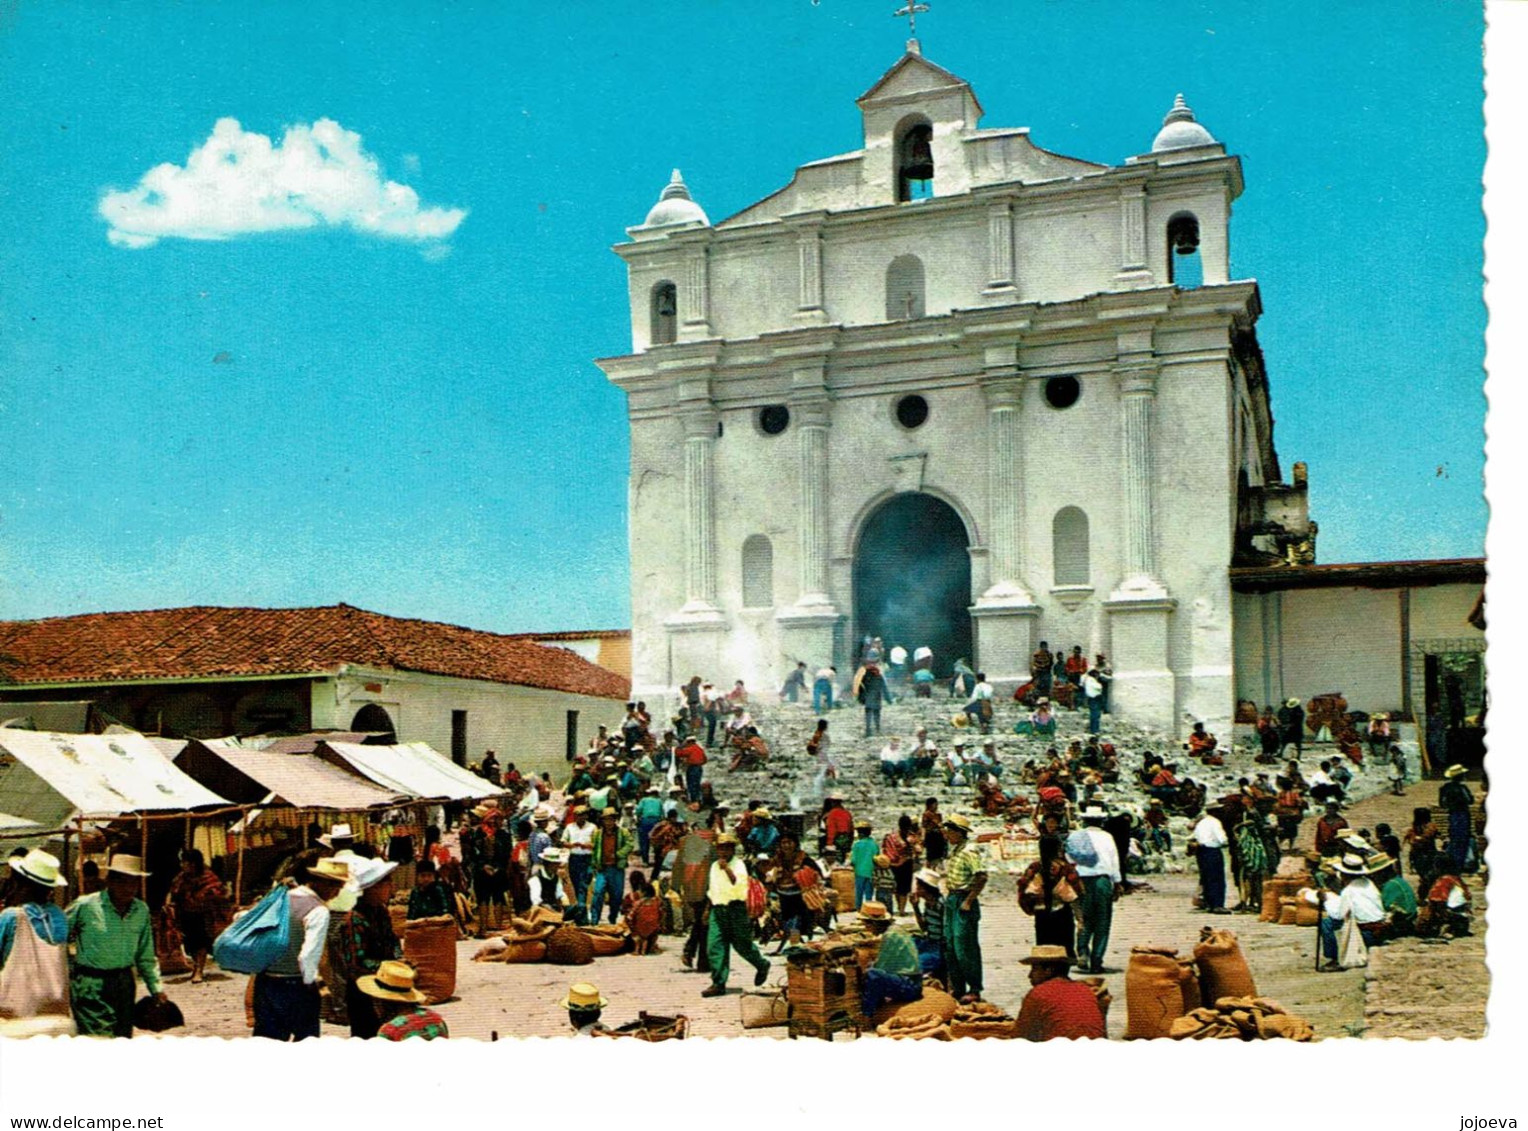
left=588, top=810, right=635, bottom=925
left=1373, top=853, right=1418, bottom=935
left=65, top=854, right=166, bottom=1038
left=941, top=814, right=988, bottom=1001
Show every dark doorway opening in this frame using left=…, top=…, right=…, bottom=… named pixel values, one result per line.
left=351, top=703, right=396, bottom=744
left=565, top=710, right=580, bottom=763
left=451, top=710, right=468, bottom=766
left=852, top=492, right=972, bottom=677
left=1423, top=651, right=1486, bottom=774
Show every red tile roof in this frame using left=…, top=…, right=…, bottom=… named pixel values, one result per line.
left=0, top=604, right=631, bottom=701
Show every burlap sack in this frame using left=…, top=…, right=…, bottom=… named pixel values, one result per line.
left=1194, top=929, right=1257, bottom=1003
left=403, top=915, right=458, bottom=1003
left=1125, top=949, right=1191, bottom=1039
left=1178, top=959, right=1201, bottom=1013
left=545, top=925, right=595, bottom=965
left=871, top=987, right=960, bottom=1027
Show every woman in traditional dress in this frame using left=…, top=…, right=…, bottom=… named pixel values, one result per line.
left=165, top=848, right=229, bottom=984
left=0, top=850, right=73, bottom=1037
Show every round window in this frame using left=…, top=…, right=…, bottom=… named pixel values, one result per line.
left=895, top=394, right=930, bottom=429
left=759, top=405, right=791, bottom=435
left=1044, top=376, right=1081, bottom=409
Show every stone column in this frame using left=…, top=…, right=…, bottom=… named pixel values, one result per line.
left=970, top=344, right=1038, bottom=685
left=1114, top=365, right=1167, bottom=596
left=795, top=403, right=833, bottom=607
left=982, top=201, right=1018, bottom=302
left=776, top=359, right=842, bottom=665
left=794, top=223, right=829, bottom=325
left=1113, top=182, right=1154, bottom=288
left=679, top=246, right=713, bottom=339
left=1104, top=353, right=1177, bottom=733
left=678, top=409, right=722, bottom=615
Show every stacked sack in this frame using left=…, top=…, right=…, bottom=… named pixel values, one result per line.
left=1124, top=946, right=1199, bottom=1039
left=1168, top=996, right=1315, bottom=1041
left=947, top=1001, right=1017, bottom=1040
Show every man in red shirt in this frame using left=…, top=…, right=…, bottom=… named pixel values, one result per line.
left=677, top=736, right=708, bottom=804
left=1013, top=945, right=1105, bottom=1040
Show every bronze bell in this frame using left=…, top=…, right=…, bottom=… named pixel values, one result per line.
left=1169, top=215, right=1200, bottom=255
left=902, top=129, right=934, bottom=182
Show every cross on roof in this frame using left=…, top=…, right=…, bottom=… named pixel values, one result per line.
left=894, top=2, right=929, bottom=41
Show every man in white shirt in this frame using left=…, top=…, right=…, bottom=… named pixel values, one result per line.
left=944, top=738, right=971, bottom=787
left=965, top=673, right=996, bottom=733
left=1066, top=805, right=1122, bottom=974
left=699, top=834, right=770, bottom=997
left=562, top=807, right=596, bottom=923
left=1318, top=853, right=1387, bottom=970
left=1080, top=669, right=1107, bottom=736
left=252, top=856, right=347, bottom=1042
left=1191, top=811, right=1231, bottom=913
left=879, top=736, right=909, bottom=787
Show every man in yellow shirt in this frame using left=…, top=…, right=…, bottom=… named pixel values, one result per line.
left=700, top=834, right=770, bottom=998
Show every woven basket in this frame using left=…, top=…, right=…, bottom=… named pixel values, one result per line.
left=545, top=925, right=595, bottom=965
left=403, top=916, right=458, bottom=1003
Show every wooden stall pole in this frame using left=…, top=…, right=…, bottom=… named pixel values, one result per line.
left=140, top=814, right=149, bottom=900
left=60, top=827, right=72, bottom=905
left=75, top=815, right=86, bottom=891
left=234, top=808, right=247, bottom=907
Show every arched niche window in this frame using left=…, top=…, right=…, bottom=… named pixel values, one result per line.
left=885, top=255, right=926, bottom=321
left=895, top=119, right=934, bottom=202
left=1166, top=213, right=1202, bottom=289
left=741, top=535, right=774, bottom=608
left=1052, top=506, right=1091, bottom=586
left=650, top=280, right=678, bottom=345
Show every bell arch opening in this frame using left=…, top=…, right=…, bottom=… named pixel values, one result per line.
left=852, top=492, right=972, bottom=677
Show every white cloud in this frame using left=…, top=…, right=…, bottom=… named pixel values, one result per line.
left=99, top=117, right=466, bottom=249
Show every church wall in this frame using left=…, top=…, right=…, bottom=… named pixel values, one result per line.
left=1409, top=583, right=1485, bottom=644
left=1012, top=202, right=1119, bottom=303
left=1154, top=358, right=1237, bottom=729
left=708, top=240, right=800, bottom=341
left=627, top=412, right=689, bottom=695
left=819, top=217, right=988, bottom=326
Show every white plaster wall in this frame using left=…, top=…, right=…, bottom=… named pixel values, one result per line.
left=627, top=413, right=688, bottom=694
left=1410, top=583, right=1485, bottom=643
left=1013, top=203, right=1120, bottom=303
left=820, top=217, right=988, bottom=325
left=708, top=241, right=801, bottom=341
left=311, top=672, right=627, bottom=781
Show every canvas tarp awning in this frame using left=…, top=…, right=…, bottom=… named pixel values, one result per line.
left=0, top=728, right=230, bottom=817
left=317, top=741, right=498, bottom=802
left=178, top=740, right=403, bottom=811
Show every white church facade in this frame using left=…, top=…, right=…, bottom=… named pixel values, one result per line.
left=598, top=47, right=1320, bottom=736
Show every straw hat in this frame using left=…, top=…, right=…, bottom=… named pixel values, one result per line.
left=914, top=868, right=942, bottom=890
left=1444, top=764, right=1467, bottom=779
left=857, top=900, right=890, bottom=922
left=1019, top=945, right=1074, bottom=967
left=1286, top=698, right=1301, bottom=709
left=471, top=804, right=495, bottom=818
left=1333, top=853, right=1370, bottom=876
left=715, top=832, right=739, bottom=847
left=1365, top=853, right=1397, bottom=875
left=753, top=807, right=773, bottom=820
left=541, top=847, right=566, bottom=865
left=942, top=813, right=972, bottom=833
left=951, top=738, right=967, bottom=749
left=106, top=854, right=151, bottom=878
left=307, top=858, right=352, bottom=884
left=561, top=982, right=608, bottom=1010
left=872, top=854, right=891, bottom=868
left=356, top=960, right=426, bottom=1004
left=1079, top=804, right=1108, bottom=822
left=854, top=819, right=873, bottom=830
left=12, top=848, right=67, bottom=888
left=951, top=713, right=970, bottom=729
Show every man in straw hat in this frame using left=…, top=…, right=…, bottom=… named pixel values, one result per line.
left=856, top=900, right=923, bottom=1016
left=699, top=833, right=771, bottom=997
left=0, top=849, right=73, bottom=1036
left=1013, top=945, right=1105, bottom=1041
left=252, top=853, right=350, bottom=1041
left=363, top=959, right=449, bottom=1041
left=64, top=853, right=165, bottom=1038
left=563, top=981, right=609, bottom=1035
left=589, top=808, right=635, bottom=926
left=1068, top=805, right=1123, bottom=973
left=941, top=813, right=987, bottom=1001
left=1277, top=696, right=1306, bottom=757
left=1438, top=763, right=1475, bottom=872
left=1316, top=853, right=1389, bottom=971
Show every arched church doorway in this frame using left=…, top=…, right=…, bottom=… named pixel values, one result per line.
left=852, top=493, right=972, bottom=677
left=351, top=703, right=396, bottom=743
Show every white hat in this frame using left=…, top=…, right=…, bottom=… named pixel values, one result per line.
left=352, top=858, right=399, bottom=891
left=317, top=822, right=355, bottom=847
left=106, top=853, right=151, bottom=878
left=12, top=848, right=68, bottom=888
left=1080, top=804, right=1108, bottom=822
left=541, top=847, right=566, bottom=865
left=1334, top=853, right=1369, bottom=876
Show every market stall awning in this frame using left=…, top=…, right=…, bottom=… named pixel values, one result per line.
left=316, top=740, right=498, bottom=802
left=177, top=740, right=403, bottom=811
left=0, top=728, right=230, bottom=816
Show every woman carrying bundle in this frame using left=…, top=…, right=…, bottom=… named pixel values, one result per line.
left=1016, top=834, right=1080, bottom=959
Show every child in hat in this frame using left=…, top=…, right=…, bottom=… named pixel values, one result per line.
left=850, top=821, right=877, bottom=910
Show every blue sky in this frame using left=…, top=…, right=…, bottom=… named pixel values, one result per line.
left=0, top=1, right=1486, bottom=632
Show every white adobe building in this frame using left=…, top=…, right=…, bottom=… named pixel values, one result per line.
left=597, top=45, right=1316, bottom=736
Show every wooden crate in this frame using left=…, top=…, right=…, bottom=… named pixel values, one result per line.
left=786, top=960, right=863, bottom=1040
